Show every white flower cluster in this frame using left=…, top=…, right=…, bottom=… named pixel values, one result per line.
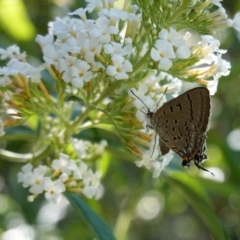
left=0, top=45, right=43, bottom=86
left=72, top=138, right=108, bottom=160
left=18, top=153, right=101, bottom=202
left=191, top=35, right=231, bottom=95
left=151, top=28, right=191, bottom=71
left=35, top=4, right=141, bottom=88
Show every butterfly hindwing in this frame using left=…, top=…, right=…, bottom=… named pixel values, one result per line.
left=156, top=117, right=204, bottom=159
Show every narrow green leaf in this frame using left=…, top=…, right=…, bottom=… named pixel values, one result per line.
left=1, top=126, right=36, bottom=141
left=65, top=193, right=116, bottom=240
left=201, top=179, right=240, bottom=199
left=166, top=171, right=226, bottom=240
left=97, top=151, right=111, bottom=178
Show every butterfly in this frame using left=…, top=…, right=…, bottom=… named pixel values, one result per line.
left=131, top=87, right=212, bottom=174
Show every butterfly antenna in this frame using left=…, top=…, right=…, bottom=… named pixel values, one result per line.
left=130, top=90, right=150, bottom=112
left=153, top=87, right=168, bottom=112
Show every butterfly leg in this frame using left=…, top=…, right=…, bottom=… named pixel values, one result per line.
left=150, top=132, right=157, bottom=158
left=194, top=160, right=214, bottom=176
left=146, top=124, right=153, bottom=132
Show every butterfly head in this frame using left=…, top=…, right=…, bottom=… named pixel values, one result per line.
left=146, top=110, right=154, bottom=119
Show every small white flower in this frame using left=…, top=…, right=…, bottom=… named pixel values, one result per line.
left=70, top=60, right=92, bottom=88
left=59, top=173, right=69, bottom=182
left=99, top=8, right=129, bottom=23
left=7, top=59, right=30, bottom=75
left=207, top=77, right=219, bottom=95
left=131, top=5, right=139, bottom=14
left=199, top=35, right=221, bottom=57
left=79, top=162, right=88, bottom=176
left=95, top=16, right=118, bottom=44
left=26, top=65, right=44, bottom=83
left=2, top=59, right=44, bottom=82
left=67, top=160, right=84, bottom=180
left=42, top=44, right=61, bottom=65
left=68, top=7, right=91, bottom=21
left=29, top=166, right=49, bottom=194
left=125, top=37, right=133, bottom=45
left=175, top=46, right=191, bottom=59
left=86, top=0, right=104, bottom=11
left=51, top=17, right=69, bottom=39
left=207, top=56, right=230, bottom=95
left=103, top=42, right=133, bottom=56
left=72, top=167, right=83, bottom=180
left=61, top=36, right=81, bottom=54
left=211, top=0, right=223, bottom=7
left=135, top=149, right=158, bottom=169
left=72, top=139, right=87, bottom=158
left=89, top=170, right=101, bottom=187
left=35, top=34, right=54, bottom=47
left=151, top=39, right=175, bottom=71
left=152, top=151, right=174, bottom=178
left=83, top=37, right=102, bottom=63
left=158, top=28, right=181, bottom=47
left=58, top=55, right=77, bottom=74
left=0, top=45, right=25, bottom=60
left=51, top=153, right=72, bottom=175
left=43, top=179, right=66, bottom=203
left=233, top=13, right=240, bottom=31
left=158, top=28, right=191, bottom=60
left=106, top=54, right=133, bottom=79
left=83, top=185, right=96, bottom=198
left=17, top=163, right=34, bottom=188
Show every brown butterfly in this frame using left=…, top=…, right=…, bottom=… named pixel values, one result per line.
left=131, top=87, right=212, bottom=174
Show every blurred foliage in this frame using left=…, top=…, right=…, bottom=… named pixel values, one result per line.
left=0, top=0, right=240, bottom=239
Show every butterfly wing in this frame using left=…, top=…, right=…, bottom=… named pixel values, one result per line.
left=154, top=87, right=210, bottom=133
left=157, top=117, right=205, bottom=159
left=159, top=139, right=170, bottom=155
left=152, top=87, right=210, bottom=166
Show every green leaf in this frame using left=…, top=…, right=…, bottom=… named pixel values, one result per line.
left=166, top=171, right=226, bottom=240
left=65, top=193, right=116, bottom=240
left=1, top=126, right=36, bottom=141
left=201, top=179, right=240, bottom=199
left=97, top=150, right=111, bottom=178
left=0, top=0, right=36, bottom=40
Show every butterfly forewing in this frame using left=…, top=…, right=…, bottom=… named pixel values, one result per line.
left=153, top=87, right=210, bottom=132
